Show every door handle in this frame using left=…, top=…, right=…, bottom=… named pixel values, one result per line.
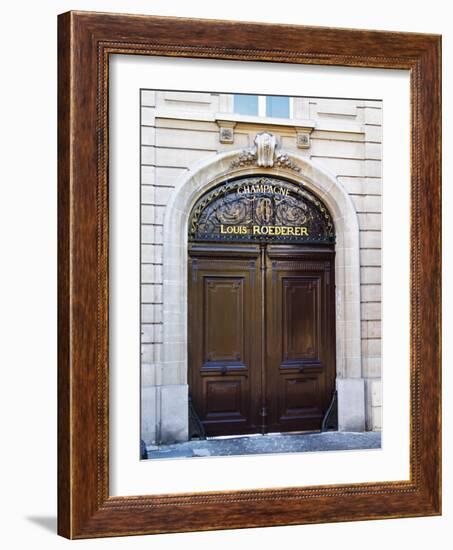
left=220, top=365, right=228, bottom=376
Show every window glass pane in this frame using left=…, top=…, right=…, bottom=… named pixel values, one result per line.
left=234, top=94, right=259, bottom=116
left=266, top=96, right=290, bottom=118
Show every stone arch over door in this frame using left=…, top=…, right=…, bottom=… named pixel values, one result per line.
left=158, top=149, right=364, bottom=443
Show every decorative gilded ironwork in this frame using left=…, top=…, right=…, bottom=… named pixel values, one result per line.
left=188, top=176, right=335, bottom=244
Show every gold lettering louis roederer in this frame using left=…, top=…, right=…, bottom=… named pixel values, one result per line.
left=220, top=225, right=248, bottom=235
left=220, top=224, right=309, bottom=236
left=253, top=225, right=308, bottom=236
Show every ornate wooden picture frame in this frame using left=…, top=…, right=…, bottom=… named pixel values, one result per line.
left=58, top=11, right=441, bottom=538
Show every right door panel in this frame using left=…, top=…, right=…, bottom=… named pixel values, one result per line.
left=265, top=247, right=336, bottom=433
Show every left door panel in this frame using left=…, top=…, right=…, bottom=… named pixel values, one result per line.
left=188, top=245, right=261, bottom=436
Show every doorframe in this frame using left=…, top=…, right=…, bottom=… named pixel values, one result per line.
left=157, top=149, right=364, bottom=443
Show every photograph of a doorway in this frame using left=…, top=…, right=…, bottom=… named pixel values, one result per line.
left=140, top=90, right=382, bottom=460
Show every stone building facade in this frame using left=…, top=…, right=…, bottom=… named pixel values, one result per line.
left=140, top=90, right=382, bottom=446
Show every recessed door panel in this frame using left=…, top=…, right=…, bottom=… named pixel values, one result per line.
left=280, top=376, right=323, bottom=422
left=282, top=277, right=320, bottom=363
left=203, top=377, right=246, bottom=422
left=204, top=277, right=244, bottom=363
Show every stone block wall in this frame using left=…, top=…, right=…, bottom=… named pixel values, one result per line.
left=140, top=90, right=382, bottom=444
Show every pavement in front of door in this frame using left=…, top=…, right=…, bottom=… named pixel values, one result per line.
left=145, top=431, right=381, bottom=460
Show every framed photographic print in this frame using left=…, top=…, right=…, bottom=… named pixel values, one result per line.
left=58, top=11, right=441, bottom=538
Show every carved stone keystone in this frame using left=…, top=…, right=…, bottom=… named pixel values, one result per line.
left=254, top=132, right=277, bottom=167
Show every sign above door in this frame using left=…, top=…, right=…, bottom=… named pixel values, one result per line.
left=188, top=176, right=335, bottom=244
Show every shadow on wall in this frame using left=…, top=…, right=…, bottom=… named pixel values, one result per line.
left=25, top=516, right=57, bottom=534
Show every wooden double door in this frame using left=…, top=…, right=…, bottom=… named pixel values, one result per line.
left=188, top=243, right=336, bottom=437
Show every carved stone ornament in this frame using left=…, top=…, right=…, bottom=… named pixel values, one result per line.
left=254, top=132, right=277, bottom=167
left=219, top=126, right=234, bottom=144
left=274, top=153, right=301, bottom=173
left=296, top=131, right=311, bottom=149
left=230, top=149, right=257, bottom=168
left=230, top=132, right=300, bottom=172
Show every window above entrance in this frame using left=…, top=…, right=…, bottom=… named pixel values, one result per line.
left=266, top=96, right=290, bottom=118
left=188, top=176, right=335, bottom=244
left=234, top=94, right=259, bottom=116
left=233, top=94, right=291, bottom=118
